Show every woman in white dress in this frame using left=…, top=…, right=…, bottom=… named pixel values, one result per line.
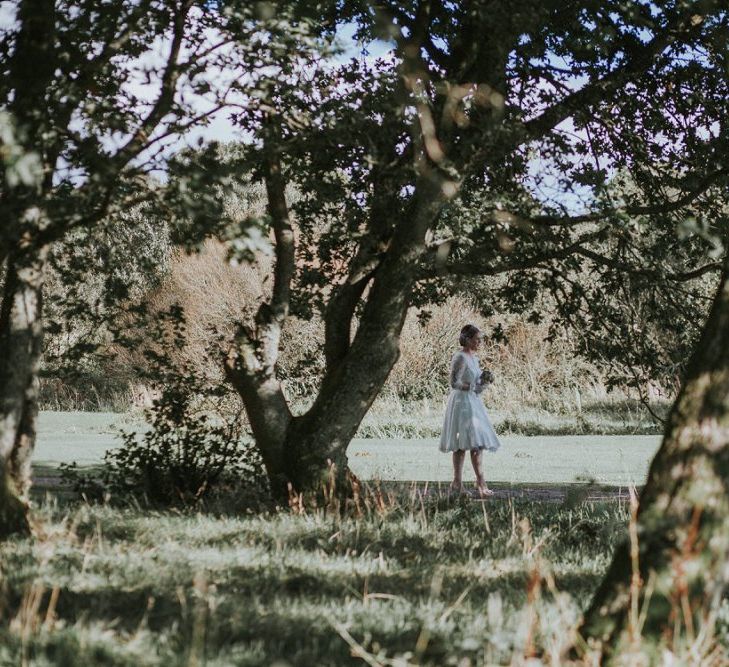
left=440, top=324, right=501, bottom=496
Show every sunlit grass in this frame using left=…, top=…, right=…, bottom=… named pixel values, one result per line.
left=1, top=489, right=725, bottom=665
left=0, top=492, right=613, bottom=665
left=357, top=396, right=665, bottom=438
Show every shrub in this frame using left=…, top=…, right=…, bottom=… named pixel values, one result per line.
left=388, top=296, right=606, bottom=410
left=108, top=379, right=267, bottom=507
left=45, top=234, right=670, bottom=418
left=61, top=308, right=269, bottom=509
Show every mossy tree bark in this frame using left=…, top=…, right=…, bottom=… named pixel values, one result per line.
left=0, top=254, right=45, bottom=537
left=579, top=257, right=729, bottom=659
left=0, top=0, right=55, bottom=537
left=0, top=0, right=205, bottom=537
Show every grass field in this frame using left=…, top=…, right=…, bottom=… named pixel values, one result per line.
left=33, top=412, right=661, bottom=488
left=4, top=491, right=727, bottom=665
left=359, top=396, right=664, bottom=438
left=0, top=491, right=635, bottom=666
left=5, top=412, right=724, bottom=665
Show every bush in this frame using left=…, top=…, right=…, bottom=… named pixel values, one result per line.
left=45, top=235, right=670, bottom=419
left=388, top=296, right=605, bottom=410
left=108, top=383, right=266, bottom=507
left=61, top=308, right=269, bottom=509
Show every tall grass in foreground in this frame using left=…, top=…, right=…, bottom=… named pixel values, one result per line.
left=1, top=488, right=726, bottom=665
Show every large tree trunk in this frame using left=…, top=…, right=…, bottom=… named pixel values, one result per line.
left=225, top=132, right=449, bottom=501
left=282, top=296, right=408, bottom=497
left=243, top=267, right=413, bottom=502
left=228, top=263, right=412, bottom=502
left=0, top=0, right=56, bottom=538
left=0, top=254, right=45, bottom=538
left=579, top=258, right=729, bottom=660
left=228, top=237, right=418, bottom=502
left=282, top=241, right=426, bottom=495
left=225, top=13, right=459, bottom=502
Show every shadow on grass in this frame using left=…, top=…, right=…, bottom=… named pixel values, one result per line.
left=3, top=539, right=605, bottom=626
left=2, top=486, right=633, bottom=667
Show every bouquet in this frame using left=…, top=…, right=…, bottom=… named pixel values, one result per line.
left=480, top=369, right=495, bottom=385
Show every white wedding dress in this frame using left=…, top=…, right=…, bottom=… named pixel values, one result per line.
left=439, top=350, right=501, bottom=453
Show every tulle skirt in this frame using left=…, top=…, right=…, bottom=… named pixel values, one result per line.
left=439, top=389, right=501, bottom=453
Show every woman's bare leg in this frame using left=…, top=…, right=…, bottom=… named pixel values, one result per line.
left=470, top=450, right=493, bottom=496
left=451, top=450, right=466, bottom=492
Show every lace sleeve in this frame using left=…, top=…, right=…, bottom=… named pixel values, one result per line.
left=449, top=353, right=467, bottom=390
left=472, top=356, right=484, bottom=394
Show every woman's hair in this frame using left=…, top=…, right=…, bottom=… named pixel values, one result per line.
left=459, top=324, right=480, bottom=348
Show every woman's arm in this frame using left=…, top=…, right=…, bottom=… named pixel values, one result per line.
left=449, top=354, right=470, bottom=390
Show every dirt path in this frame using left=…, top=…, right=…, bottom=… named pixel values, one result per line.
left=378, top=480, right=637, bottom=504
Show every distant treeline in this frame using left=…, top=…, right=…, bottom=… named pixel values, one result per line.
left=40, top=234, right=689, bottom=415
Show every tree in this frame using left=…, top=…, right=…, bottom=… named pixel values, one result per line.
left=222, top=0, right=729, bottom=500
left=578, top=250, right=729, bottom=659
left=0, top=0, right=311, bottom=535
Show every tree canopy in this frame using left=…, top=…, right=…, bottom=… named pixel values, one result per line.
left=222, top=0, right=728, bottom=407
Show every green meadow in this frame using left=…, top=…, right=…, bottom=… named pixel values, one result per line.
left=2, top=491, right=637, bottom=666
left=4, top=411, right=716, bottom=666
left=31, top=411, right=661, bottom=488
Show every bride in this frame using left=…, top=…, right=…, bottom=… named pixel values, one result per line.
left=439, top=324, right=501, bottom=496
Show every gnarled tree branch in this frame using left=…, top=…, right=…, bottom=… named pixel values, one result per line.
left=518, top=0, right=722, bottom=145
left=224, top=121, right=295, bottom=487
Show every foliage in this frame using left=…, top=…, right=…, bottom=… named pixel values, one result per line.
left=42, top=192, right=172, bottom=379
left=258, top=0, right=727, bottom=308
left=198, top=0, right=729, bottom=502
left=37, top=146, right=273, bottom=410
left=0, top=0, right=318, bottom=524
left=61, top=308, right=268, bottom=508
left=109, top=385, right=265, bottom=507
left=250, top=0, right=729, bottom=327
